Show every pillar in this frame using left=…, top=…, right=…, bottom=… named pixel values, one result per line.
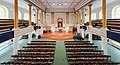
left=102, top=0, right=108, bottom=55
left=28, top=4, right=32, bottom=43
left=36, top=9, right=40, bottom=39
left=66, top=12, right=69, bottom=32
left=40, top=11, right=43, bottom=24
left=51, top=12, right=54, bottom=24
left=13, top=0, right=19, bottom=55
left=44, top=12, right=46, bottom=24
left=66, top=12, right=69, bottom=24
left=89, top=4, right=92, bottom=26
left=88, top=4, right=93, bottom=43
left=78, top=11, right=80, bottom=24
left=82, top=8, right=85, bottom=25
left=36, top=8, right=39, bottom=25
left=77, top=11, right=80, bottom=33
left=102, top=0, right=107, bottom=28
left=81, top=8, right=85, bottom=38
left=51, top=12, right=55, bottom=32
left=74, top=13, right=76, bottom=24
left=28, top=4, right=32, bottom=26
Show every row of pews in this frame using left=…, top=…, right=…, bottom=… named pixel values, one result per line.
left=1, top=40, right=120, bottom=65
left=65, top=41, right=120, bottom=65
left=0, top=19, right=35, bottom=32
left=1, top=41, right=56, bottom=65
left=86, top=19, right=120, bottom=32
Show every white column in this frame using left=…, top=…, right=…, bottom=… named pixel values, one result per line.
left=89, top=32, right=92, bottom=43
left=81, top=29, right=84, bottom=38
left=28, top=26, right=33, bottom=43
left=101, top=0, right=108, bottom=55
left=77, top=24, right=80, bottom=33
left=101, top=36, right=108, bottom=55
left=28, top=30, right=32, bottom=43
left=13, top=36, right=19, bottom=55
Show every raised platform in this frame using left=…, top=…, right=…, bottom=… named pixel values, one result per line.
left=41, top=31, right=75, bottom=40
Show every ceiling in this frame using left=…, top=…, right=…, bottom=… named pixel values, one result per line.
left=39, top=0, right=82, bottom=8
left=26, top=0, right=93, bottom=12
left=2, top=0, right=117, bottom=12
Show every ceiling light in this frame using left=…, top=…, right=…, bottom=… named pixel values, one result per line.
left=59, top=3, right=62, bottom=6
left=65, top=3, right=67, bottom=5
left=57, top=3, right=63, bottom=6
left=53, top=3, right=55, bottom=5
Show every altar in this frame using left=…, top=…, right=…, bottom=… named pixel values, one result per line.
left=57, top=28, right=64, bottom=32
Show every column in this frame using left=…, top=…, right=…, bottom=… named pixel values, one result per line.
left=74, top=13, right=76, bottom=24
left=38, top=10, right=41, bottom=25
left=28, top=4, right=32, bottom=43
left=88, top=4, right=93, bottom=43
left=66, top=12, right=69, bottom=32
left=81, top=8, right=85, bottom=38
left=102, top=0, right=108, bottom=55
left=44, top=12, right=46, bottom=24
left=51, top=12, right=55, bottom=32
left=51, top=12, right=54, bottom=24
left=35, top=8, right=39, bottom=39
left=13, top=0, right=19, bottom=55
left=82, top=8, right=85, bottom=25
left=36, top=8, right=39, bottom=25
left=77, top=11, right=80, bottom=33
left=89, top=4, right=92, bottom=26
left=40, top=11, right=43, bottom=24
left=28, top=4, right=32, bottom=26
left=66, top=12, right=69, bottom=24
left=78, top=11, right=80, bottom=24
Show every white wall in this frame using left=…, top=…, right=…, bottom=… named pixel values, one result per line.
left=46, top=13, right=74, bottom=26
left=54, top=13, right=66, bottom=27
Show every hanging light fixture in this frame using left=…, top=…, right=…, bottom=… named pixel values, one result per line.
left=53, top=2, right=55, bottom=5
left=65, top=3, right=67, bottom=5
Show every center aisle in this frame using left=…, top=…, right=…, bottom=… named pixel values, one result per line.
left=53, top=41, right=68, bottom=65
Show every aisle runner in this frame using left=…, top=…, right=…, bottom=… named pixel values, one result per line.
left=53, top=41, right=68, bottom=65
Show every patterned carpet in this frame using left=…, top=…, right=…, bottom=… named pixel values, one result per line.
left=41, top=31, right=75, bottom=40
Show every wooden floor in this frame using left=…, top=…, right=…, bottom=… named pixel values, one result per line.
left=41, top=31, right=75, bottom=40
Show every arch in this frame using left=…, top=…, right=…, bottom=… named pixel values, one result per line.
left=57, top=18, right=63, bottom=28
left=0, top=5, right=9, bottom=19
left=112, top=5, right=120, bottom=19
left=18, top=10, right=22, bottom=19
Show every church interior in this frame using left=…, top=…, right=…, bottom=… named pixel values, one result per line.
left=0, top=0, right=120, bottom=65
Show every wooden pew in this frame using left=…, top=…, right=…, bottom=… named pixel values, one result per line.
left=0, top=19, right=32, bottom=32
left=65, top=41, right=120, bottom=65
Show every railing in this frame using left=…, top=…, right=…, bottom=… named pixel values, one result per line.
left=0, top=30, right=14, bottom=43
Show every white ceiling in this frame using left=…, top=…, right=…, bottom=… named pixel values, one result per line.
left=1, top=0, right=118, bottom=12
left=40, top=0, right=82, bottom=8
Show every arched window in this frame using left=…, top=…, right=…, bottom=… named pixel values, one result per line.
left=99, top=10, right=102, bottom=19
left=24, top=13, right=29, bottom=20
left=0, top=5, right=9, bottom=19
left=18, top=10, right=21, bottom=19
left=92, top=13, right=96, bottom=20
left=112, top=5, right=120, bottom=19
